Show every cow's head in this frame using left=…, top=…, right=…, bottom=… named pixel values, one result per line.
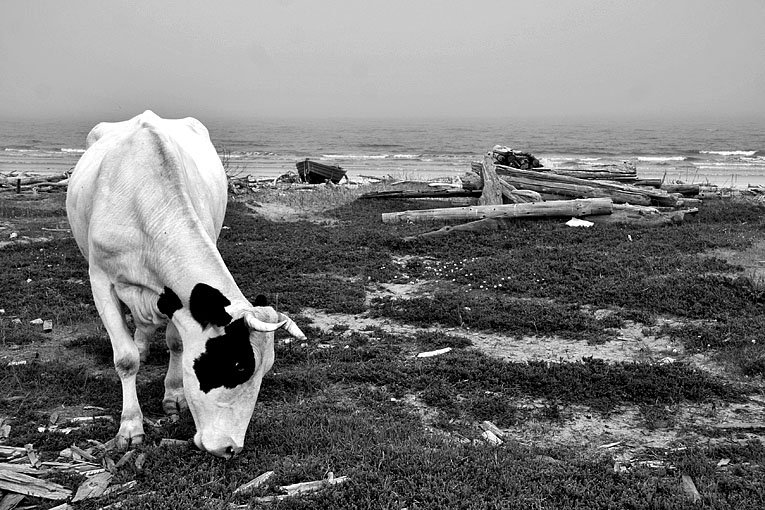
left=168, top=283, right=305, bottom=458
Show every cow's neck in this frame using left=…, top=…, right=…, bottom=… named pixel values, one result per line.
left=145, top=214, right=251, bottom=315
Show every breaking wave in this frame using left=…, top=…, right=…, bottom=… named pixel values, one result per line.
left=637, top=156, right=687, bottom=162
left=700, top=150, right=757, bottom=157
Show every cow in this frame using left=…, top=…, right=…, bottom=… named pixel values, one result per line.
left=66, top=110, right=306, bottom=458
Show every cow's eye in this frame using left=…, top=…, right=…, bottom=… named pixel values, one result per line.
left=234, top=361, right=244, bottom=372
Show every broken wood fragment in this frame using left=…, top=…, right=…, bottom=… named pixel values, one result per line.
left=0, top=493, right=25, bottom=510
left=69, top=444, right=97, bottom=463
left=101, top=479, right=138, bottom=497
left=114, top=450, right=136, bottom=468
left=48, top=504, right=73, bottom=510
left=233, top=471, right=275, bottom=495
left=681, top=474, right=701, bottom=503
left=0, top=469, right=72, bottom=500
left=158, top=438, right=190, bottom=448
left=281, top=475, right=350, bottom=497
left=71, top=471, right=113, bottom=502
left=479, top=421, right=504, bottom=438
left=481, top=430, right=502, bottom=445
left=24, top=444, right=40, bottom=469
left=0, top=463, right=45, bottom=475
left=416, top=347, right=452, bottom=358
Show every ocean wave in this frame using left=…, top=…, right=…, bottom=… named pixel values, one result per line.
left=700, top=150, right=757, bottom=157
left=392, top=154, right=421, bottom=159
left=637, top=156, right=687, bottom=162
left=322, top=154, right=389, bottom=160
left=4, top=148, right=36, bottom=153
left=60, top=148, right=85, bottom=153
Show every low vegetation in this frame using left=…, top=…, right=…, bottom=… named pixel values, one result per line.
left=1, top=188, right=764, bottom=508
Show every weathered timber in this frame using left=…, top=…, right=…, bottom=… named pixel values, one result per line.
left=463, top=171, right=543, bottom=203
left=0, top=493, right=25, bottom=510
left=589, top=206, right=698, bottom=226
left=634, top=179, right=663, bottom=187
left=382, top=198, right=612, bottom=224
left=0, top=469, right=72, bottom=500
left=495, top=165, right=681, bottom=206
left=660, top=183, right=700, bottom=196
left=545, top=168, right=637, bottom=181
left=478, top=154, right=503, bottom=206
left=359, top=189, right=481, bottom=199
left=71, top=471, right=113, bottom=502
left=233, top=471, right=275, bottom=495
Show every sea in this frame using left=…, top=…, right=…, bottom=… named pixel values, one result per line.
left=1, top=116, right=764, bottom=187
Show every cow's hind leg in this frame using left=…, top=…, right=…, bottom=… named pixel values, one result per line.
left=90, top=269, right=145, bottom=447
left=134, top=323, right=157, bottom=363
left=163, top=321, right=187, bottom=416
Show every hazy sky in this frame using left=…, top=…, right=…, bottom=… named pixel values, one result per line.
left=1, top=0, right=764, bottom=120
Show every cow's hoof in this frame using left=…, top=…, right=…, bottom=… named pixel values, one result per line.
left=162, top=395, right=188, bottom=415
left=115, top=432, right=144, bottom=450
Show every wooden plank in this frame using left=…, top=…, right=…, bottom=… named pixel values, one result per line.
left=0, top=469, right=72, bottom=500
left=383, top=198, right=613, bottom=224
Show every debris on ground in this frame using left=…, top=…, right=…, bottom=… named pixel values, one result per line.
left=416, top=347, right=452, bottom=358
left=233, top=471, right=275, bottom=495
left=0, top=440, right=144, bottom=506
left=378, top=145, right=708, bottom=237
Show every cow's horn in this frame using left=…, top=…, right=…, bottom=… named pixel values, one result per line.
left=244, top=314, right=286, bottom=333
left=278, top=312, right=307, bottom=340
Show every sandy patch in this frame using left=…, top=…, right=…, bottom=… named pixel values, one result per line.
left=706, top=239, right=765, bottom=287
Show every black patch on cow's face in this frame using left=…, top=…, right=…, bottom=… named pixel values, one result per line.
left=193, top=318, right=255, bottom=393
left=157, top=286, right=182, bottom=318
left=190, top=283, right=232, bottom=329
left=253, top=294, right=268, bottom=307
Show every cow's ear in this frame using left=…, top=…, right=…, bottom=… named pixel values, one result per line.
left=253, top=294, right=268, bottom=307
left=190, top=283, right=232, bottom=328
left=157, top=286, right=182, bottom=318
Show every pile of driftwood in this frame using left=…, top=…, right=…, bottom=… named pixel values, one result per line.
left=361, top=146, right=703, bottom=239
left=0, top=172, right=70, bottom=194
left=492, top=145, right=542, bottom=170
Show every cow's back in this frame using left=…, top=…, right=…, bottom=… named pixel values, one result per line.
left=66, top=111, right=227, bottom=261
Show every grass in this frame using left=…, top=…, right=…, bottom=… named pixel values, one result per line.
left=1, top=189, right=765, bottom=508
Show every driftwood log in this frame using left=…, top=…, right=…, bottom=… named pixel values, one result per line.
left=495, top=166, right=682, bottom=207
left=478, top=154, right=503, bottom=206
left=382, top=198, right=613, bottom=224
left=403, top=204, right=699, bottom=240
left=358, top=189, right=481, bottom=200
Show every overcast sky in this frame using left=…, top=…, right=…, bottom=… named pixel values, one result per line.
left=1, top=0, right=764, bottom=121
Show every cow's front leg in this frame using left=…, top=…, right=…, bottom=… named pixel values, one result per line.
left=162, top=321, right=187, bottom=416
left=90, top=269, right=144, bottom=447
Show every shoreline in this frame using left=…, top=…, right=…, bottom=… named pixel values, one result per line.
left=3, top=161, right=765, bottom=190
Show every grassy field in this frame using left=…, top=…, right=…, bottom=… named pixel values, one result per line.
left=1, top=186, right=765, bottom=509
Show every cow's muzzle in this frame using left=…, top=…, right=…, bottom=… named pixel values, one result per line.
left=194, top=431, right=243, bottom=459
